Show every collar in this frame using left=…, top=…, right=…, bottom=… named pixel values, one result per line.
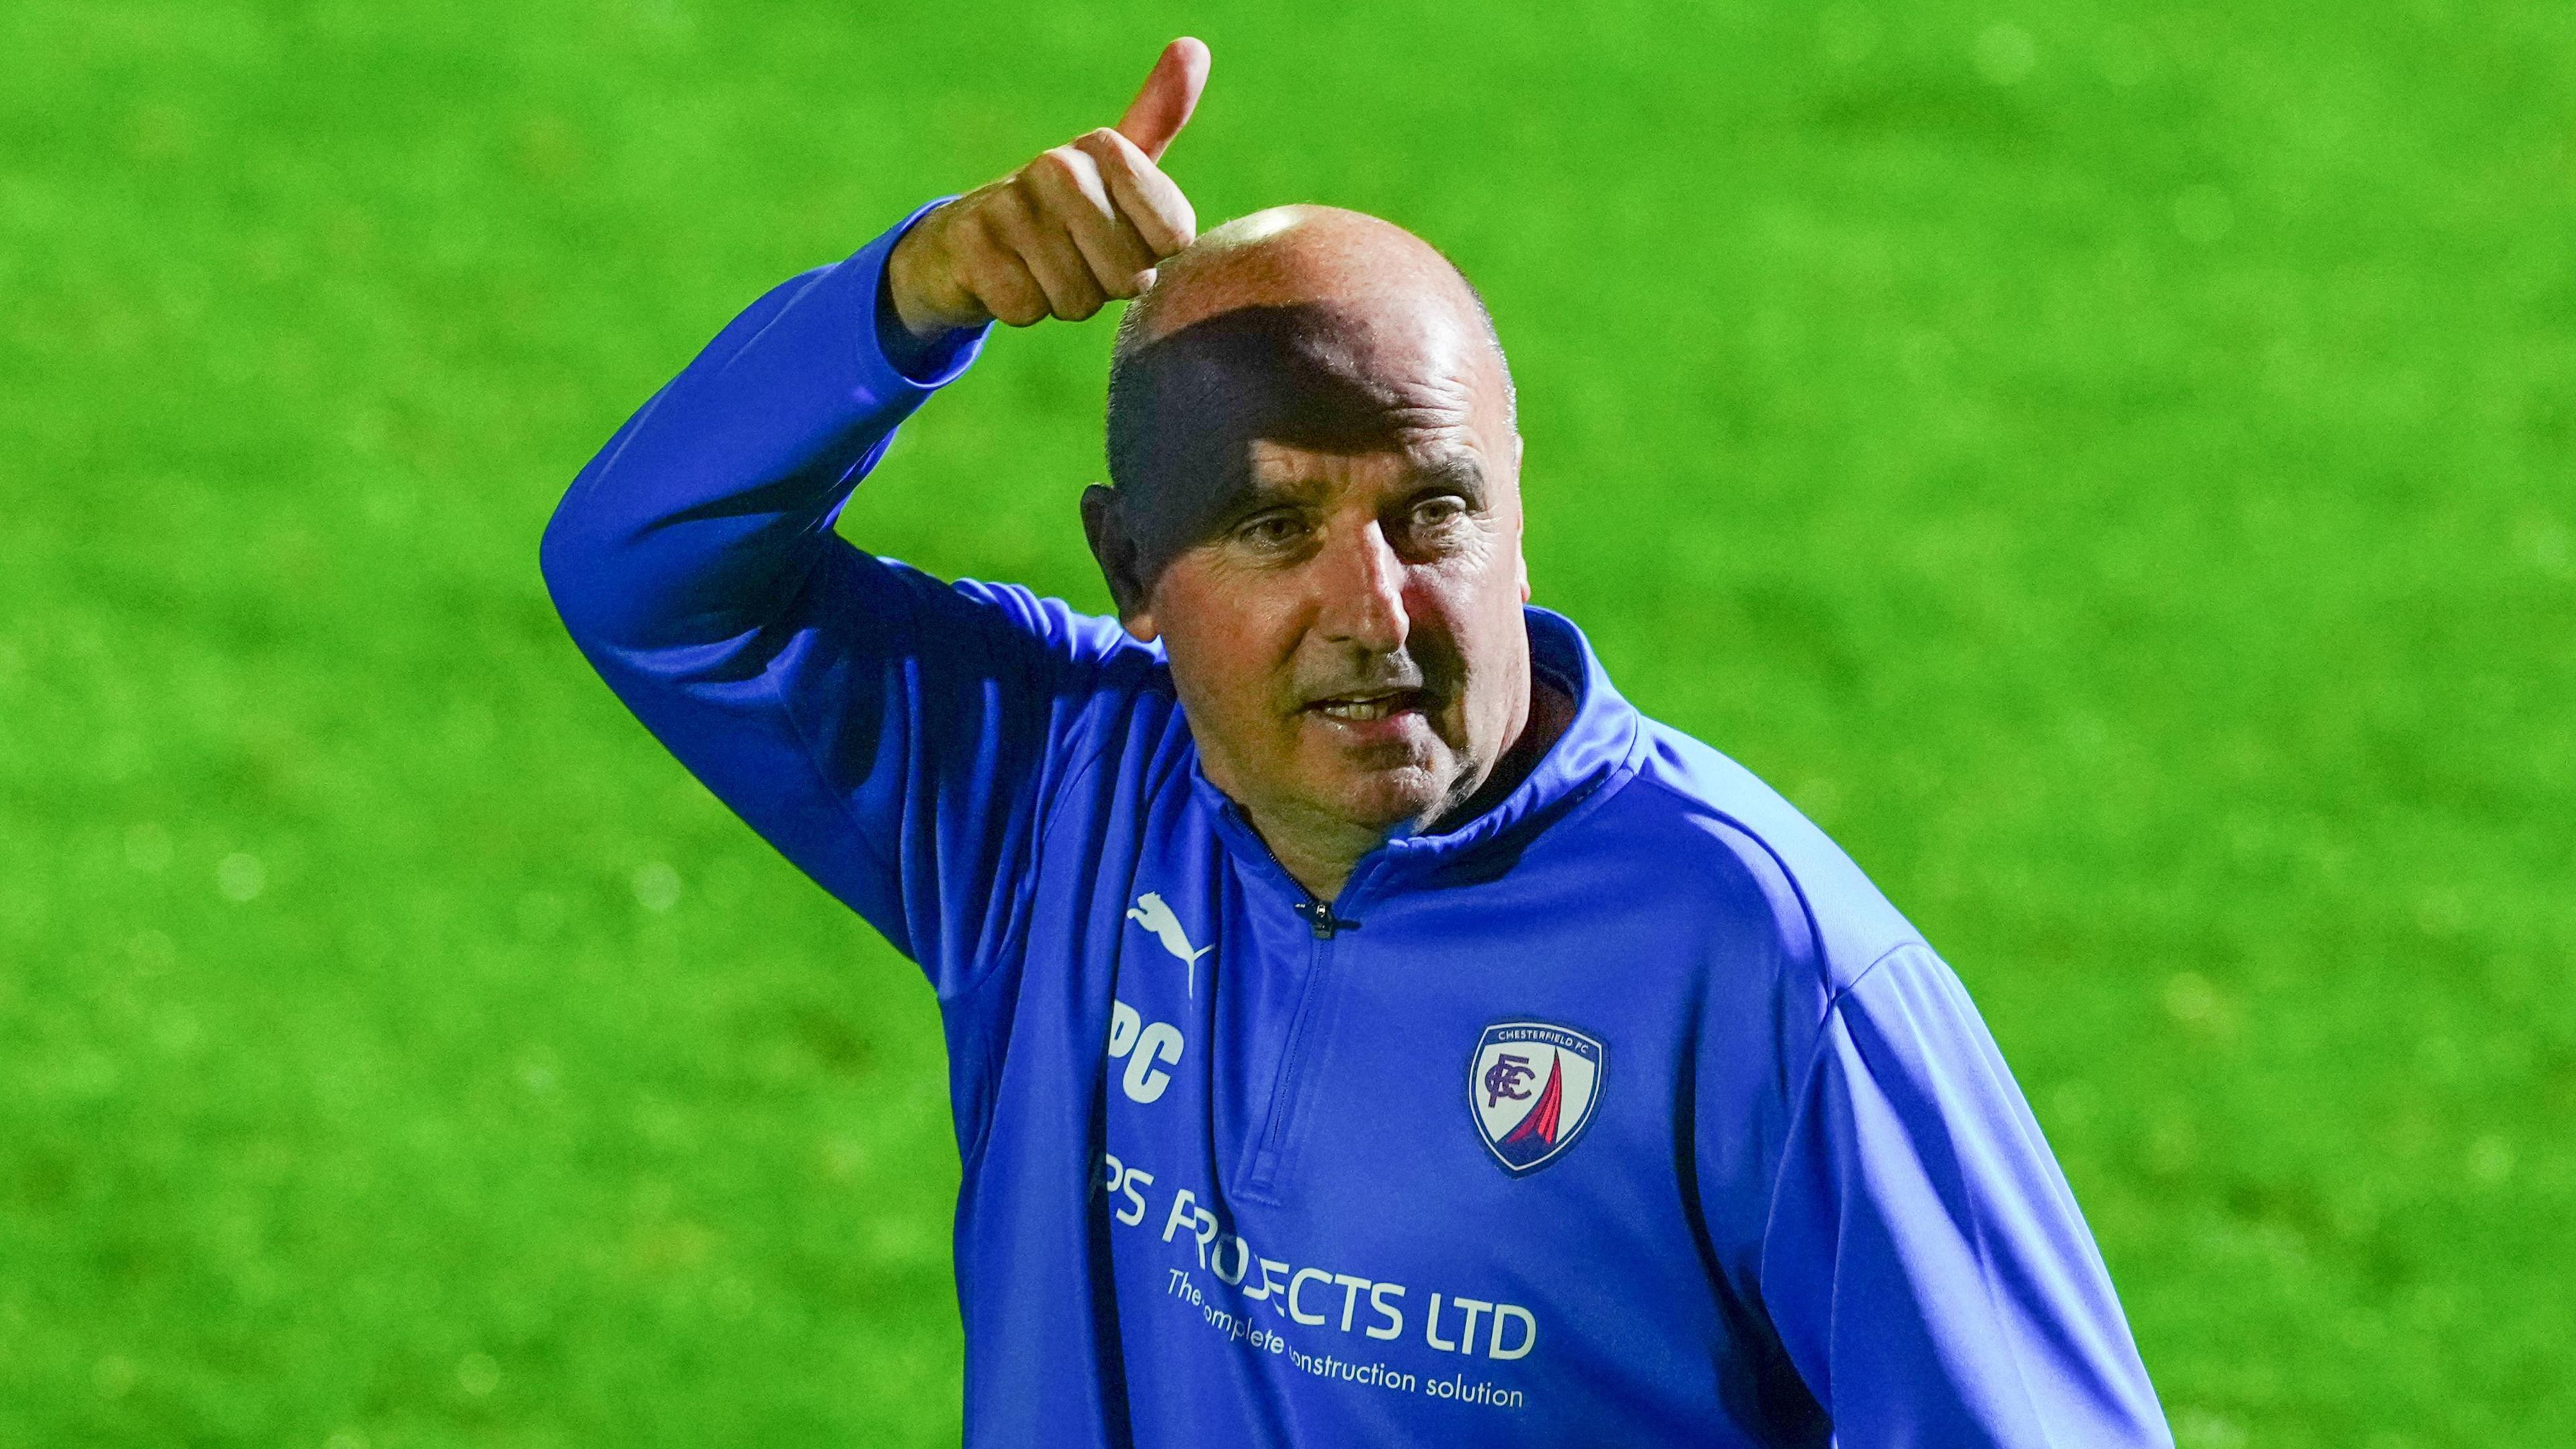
left=1189, top=606, right=1645, bottom=911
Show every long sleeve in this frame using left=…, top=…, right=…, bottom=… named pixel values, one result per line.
left=539, top=200, right=1141, bottom=998
left=1758, top=945, right=2173, bottom=1446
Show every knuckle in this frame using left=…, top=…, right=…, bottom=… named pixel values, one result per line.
left=1043, top=152, right=1110, bottom=213
left=955, top=182, right=1012, bottom=229
left=996, top=197, right=1048, bottom=249
left=1029, top=147, right=1083, bottom=186
left=969, top=206, right=1016, bottom=252
left=1077, top=127, right=1132, bottom=165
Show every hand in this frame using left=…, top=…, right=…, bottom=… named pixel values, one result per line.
left=885, top=38, right=1210, bottom=339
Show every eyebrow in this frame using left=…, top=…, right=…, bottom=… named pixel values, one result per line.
left=1224, top=468, right=1328, bottom=516
left=1225, top=449, right=1492, bottom=517
left=1411, top=451, right=1489, bottom=506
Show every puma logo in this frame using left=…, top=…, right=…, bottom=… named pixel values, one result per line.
left=1126, top=892, right=1212, bottom=998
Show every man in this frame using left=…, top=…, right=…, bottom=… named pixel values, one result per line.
left=541, top=37, right=2172, bottom=1448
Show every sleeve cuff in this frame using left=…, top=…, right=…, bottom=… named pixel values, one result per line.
left=860, top=196, right=993, bottom=388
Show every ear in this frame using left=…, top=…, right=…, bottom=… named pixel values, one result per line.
left=1081, top=484, right=1161, bottom=641
left=1513, top=434, right=1532, bottom=603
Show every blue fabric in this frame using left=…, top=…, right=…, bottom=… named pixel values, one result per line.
left=540, top=202, right=2174, bottom=1448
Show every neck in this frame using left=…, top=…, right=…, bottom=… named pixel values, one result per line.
left=1248, top=674, right=1578, bottom=901
left=1255, top=814, right=1387, bottom=904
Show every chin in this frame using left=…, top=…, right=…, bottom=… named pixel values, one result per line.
left=1335, top=767, right=1454, bottom=835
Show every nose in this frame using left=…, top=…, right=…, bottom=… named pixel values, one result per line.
left=1312, top=518, right=1410, bottom=655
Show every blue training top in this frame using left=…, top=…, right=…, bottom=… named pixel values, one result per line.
left=540, top=201, right=2174, bottom=1448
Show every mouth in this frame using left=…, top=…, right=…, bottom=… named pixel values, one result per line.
left=1303, top=688, right=1430, bottom=724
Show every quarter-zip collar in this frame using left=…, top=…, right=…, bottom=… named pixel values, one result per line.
left=1189, top=605, right=1645, bottom=911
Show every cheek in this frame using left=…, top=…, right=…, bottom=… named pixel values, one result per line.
left=1156, top=576, right=1297, bottom=712
left=1407, top=552, right=1525, bottom=657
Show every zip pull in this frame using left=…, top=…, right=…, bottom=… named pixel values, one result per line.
left=1293, top=900, right=1356, bottom=939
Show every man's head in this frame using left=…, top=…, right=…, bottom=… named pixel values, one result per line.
left=1081, top=205, right=1530, bottom=861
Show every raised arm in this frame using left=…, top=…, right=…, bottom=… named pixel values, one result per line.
left=539, top=40, right=1209, bottom=994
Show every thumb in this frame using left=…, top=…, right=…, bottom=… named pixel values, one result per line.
left=1115, top=36, right=1211, bottom=162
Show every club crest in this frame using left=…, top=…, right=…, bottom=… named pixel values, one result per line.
left=1468, top=1021, right=1606, bottom=1175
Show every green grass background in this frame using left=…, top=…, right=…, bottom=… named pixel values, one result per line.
left=5, top=0, right=2571, bottom=1443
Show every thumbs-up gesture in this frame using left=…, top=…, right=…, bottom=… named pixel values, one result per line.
left=886, top=38, right=1210, bottom=339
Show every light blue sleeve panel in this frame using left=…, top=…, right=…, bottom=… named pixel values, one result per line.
left=539, top=200, right=1136, bottom=998
left=1760, top=945, right=2173, bottom=1447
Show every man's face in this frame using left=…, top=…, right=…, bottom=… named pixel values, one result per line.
left=1130, top=418, right=1529, bottom=846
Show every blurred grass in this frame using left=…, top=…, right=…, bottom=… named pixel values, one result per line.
left=3, top=0, right=2572, bottom=1444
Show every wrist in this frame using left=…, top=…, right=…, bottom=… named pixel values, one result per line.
left=875, top=201, right=988, bottom=382
left=885, top=209, right=986, bottom=341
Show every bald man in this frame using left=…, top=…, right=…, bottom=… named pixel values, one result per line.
left=541, top=39, right=2171, bottom=1449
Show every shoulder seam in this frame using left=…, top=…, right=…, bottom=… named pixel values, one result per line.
left=1752, top=937, right=1931, bottom=1328
left=1622, top=771, right=1842, bottom=1004
left=1823, top=938, right=1924, bottom=1020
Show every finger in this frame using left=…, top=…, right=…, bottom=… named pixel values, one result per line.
left=1026, top=142, right=1160, bottom=296
left=955, top=211, right=1051, bottom=326
left=1073, top=127, right=1197, bottom=258
left=1114, top=36, right=1210, bottom=162
left=990, top=182, right=1108, bottom=321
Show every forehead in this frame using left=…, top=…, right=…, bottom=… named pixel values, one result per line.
left=1107, top=301, right=1511, bottom=563
left=1115, top=303, right=1501, bottom=465
left=1243, top=439, right=1487, bottom=498
left=1248, top=439, right=1409, bottom=480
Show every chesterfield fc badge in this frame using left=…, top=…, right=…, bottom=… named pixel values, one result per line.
left=1469, top=1021, right=1606, bottom=1175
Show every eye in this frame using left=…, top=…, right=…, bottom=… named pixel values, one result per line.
left=1409, top=496, right=1469, bottom=529
left=1397, top=494, right=1474, bottom=550
left=1235, top=511, right=1308, bottom=549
